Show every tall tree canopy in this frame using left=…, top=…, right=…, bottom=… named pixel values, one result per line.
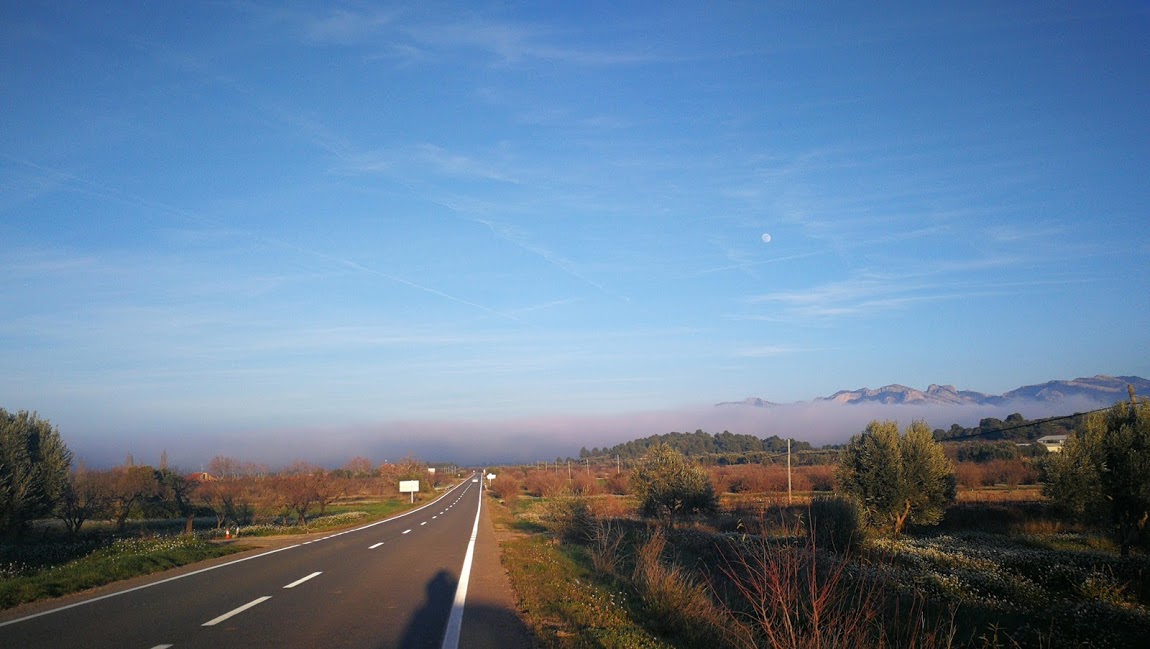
left=0, top=409, right=72, bottom=537
left=1044, top=393, right=1150, bottom=555
left=836, top=419, right=956, bottom=537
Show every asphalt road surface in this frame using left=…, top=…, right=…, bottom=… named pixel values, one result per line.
left=0, top=476, right=491, bottom=649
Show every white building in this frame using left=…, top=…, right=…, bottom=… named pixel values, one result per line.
left=1036, top=434, right=1070, bottom=453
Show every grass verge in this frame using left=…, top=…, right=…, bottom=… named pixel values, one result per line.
left=0, top=535, right=249, bottom=610
left=501, top=533, right=673, bottom=648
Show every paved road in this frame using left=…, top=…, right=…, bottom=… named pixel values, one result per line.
left=0, top=476, right=488, bottom=649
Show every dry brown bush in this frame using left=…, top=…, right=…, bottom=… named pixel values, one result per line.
left=955, top=462, right=983, bottom=489
left=605, top=470, right=630, bottom=495
left=710, top=464, right=812, bottom=496
left=799, top=464, right=836, bottom=492
left=589, top=494, right=634, bottom=519
left=954, top=459, right=1039, bottom=490
left=488, top=473, right=522, bottom=505
left=984, top=458, right=1038, bottom=487
left=523, top=468, right=567, bottom=497
left=571, top=472, right=603, bottom=496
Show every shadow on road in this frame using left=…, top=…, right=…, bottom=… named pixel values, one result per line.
left=397, top=568, right=536, bottom=649
left=398, top=569, right=455, bottom=648
left=457, top=600, right=538, bottom=649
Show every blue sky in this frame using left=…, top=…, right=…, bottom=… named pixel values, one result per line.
left=3, top=2, right=1148, bottom=466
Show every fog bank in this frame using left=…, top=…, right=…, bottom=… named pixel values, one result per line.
left=67, top=395, right=1110, bottom=470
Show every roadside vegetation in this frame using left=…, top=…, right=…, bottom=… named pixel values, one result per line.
left=0, top=408, right=450, bottom=609
left=6, top=393, right=1149, bottom=646
left=0, top=534, right=238, bottom=609
left=491, top=394, right=1150, bottom=648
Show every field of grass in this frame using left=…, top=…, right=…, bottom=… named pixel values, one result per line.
left=495, top=488, right=1150, bottom=648
left=503, top=534, right=676, bottom=648
left=218, top=498, right=415, bottom=537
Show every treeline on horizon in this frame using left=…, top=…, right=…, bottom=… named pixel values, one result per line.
left=572, top=411, right=1092, bottom=467
left=932, top=411, right=1086, bottom=442
left=578, top=429, right=815, bottom=465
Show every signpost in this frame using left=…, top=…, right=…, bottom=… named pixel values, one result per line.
left=399, top=479, right=420, bottom=504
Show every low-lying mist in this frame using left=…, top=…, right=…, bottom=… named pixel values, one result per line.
left=69, top=395, right=1110, bottom=470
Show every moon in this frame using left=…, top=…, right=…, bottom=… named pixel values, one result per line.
left=761, top=233, right=772, bottom=243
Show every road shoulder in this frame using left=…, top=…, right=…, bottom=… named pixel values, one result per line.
left=458, top=492, right=537, bottom=648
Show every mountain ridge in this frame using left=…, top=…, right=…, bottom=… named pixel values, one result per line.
left=716, top=375, right=1150, bottom=408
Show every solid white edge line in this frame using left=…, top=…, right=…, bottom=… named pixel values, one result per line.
left=0, top=474, right=480, bottom=629
left=202, top=595, right=272, bottom=626
left=283, top=571, right=322, bottom=589
left=440, top=479, right=483, bottom=649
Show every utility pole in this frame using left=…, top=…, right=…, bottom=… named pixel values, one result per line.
left=787, top=437, right=793, bottom=505
left=567, top=460, right=571, bottom=480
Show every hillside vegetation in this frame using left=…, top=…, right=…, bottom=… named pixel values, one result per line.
left=579, top=429, right=813, bottom=463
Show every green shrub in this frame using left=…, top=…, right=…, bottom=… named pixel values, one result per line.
left=808, top=494, right=864, bottom=553
left=541, top=495, right=595, bottom=545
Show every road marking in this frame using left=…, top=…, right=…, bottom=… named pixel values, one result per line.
left=0, top=542, right=299, bottom=629
left=203, top=596, right=272, bottom=626
left=283, top=571, right=322, bottom=589
left=432, top=515, right=438, bottom=519
left=0, top=474, right=480, bottom=630
left=403, top=529, right=411, bottom=534
left=421, top=521, right=427, bottom=526
left=441, top=483, right=482, bottom=649
left=150, top=645, right=174, bottom=649
left=369, top=542, right=384, bottom=549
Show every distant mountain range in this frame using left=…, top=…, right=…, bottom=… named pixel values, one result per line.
left=716, top=375, right=1150, bottom=408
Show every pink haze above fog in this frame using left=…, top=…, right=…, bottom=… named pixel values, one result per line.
left=71, top=396, right=1108, bottom=470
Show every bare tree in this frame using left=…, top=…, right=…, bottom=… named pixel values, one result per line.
left=342, top=456, right=374, bottom=477
left=56, top=463, right=110, bottom=535
left=102, top=463, right=159, bottom=532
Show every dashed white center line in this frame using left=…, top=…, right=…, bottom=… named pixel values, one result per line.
left=150, top=645, right=174, bottom=649
left=421, top=521, right=427, bottom=526
left=369, top=542, right=384, bottom=549
left=403, top=529, right=411, bottom=534
left=202, top=596, right=272, bottom=626
left=432, top=515, right=438, bottom=519
left=283, top=571, right=322, bottom=589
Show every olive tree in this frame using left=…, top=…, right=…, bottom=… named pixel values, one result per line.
left=630, top=443, right=717, bottom=529
left=1044, top=393, right=1150, bottom=555
left=836, top=419, right=956, bottom=537
left=0, top=409, right=72, bottom=537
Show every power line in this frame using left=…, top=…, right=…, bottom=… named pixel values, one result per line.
left=578, top=404, right=1121, bottom=464
left=933, top=407, right=1111, bottom=442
